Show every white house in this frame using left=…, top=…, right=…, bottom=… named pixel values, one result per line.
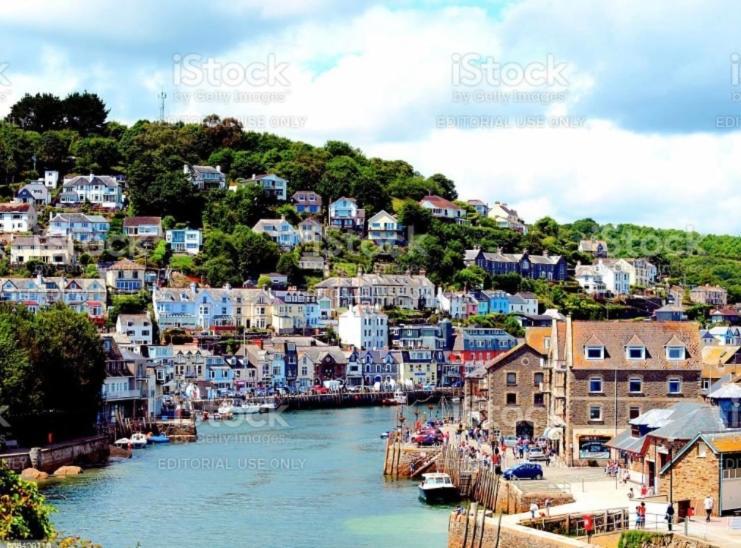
left=488, top=202, right=527, bottom=233
left=16, top=181, right=51, bottom=206
left=367, top=210, right=405, bottom=246
left=248, top=174, right=288, bottom=201
left=184, top=164, right=226, bottom=190
left=47, top=212, right=110, bottom=242
left=298, top=217, right=323, bottom=244
left=252, top=218, right=300, bottom=248
left=599, top=258, right=657, bottom=288
left=166, top=228, right=202, bottom=255
left=514, top=292, right=539, bottom=315
left=575, top=260, right=630, bottom=296
left=0, top=202, right=37, bottom=233
left=338, top=305, right=388, bottom=351
left=44, top=170, right=59, bottom=189
left=436, top=289, right=467, bottom=319
left=10, top=235, right=75, bottom=266
left=115, top=313, right=154, bottom=345
left=329, top=197, right=365, bottom=230
left=124, top=216, right=162, bottom=239
left=60, top=174, right=123, bottom=209
left=419, top=195, right=464, bottom=222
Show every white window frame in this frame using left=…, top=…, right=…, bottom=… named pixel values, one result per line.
left=588, top=404, right=603, bottom=422
left=666, top=346, right=685, bottom=360
left=667, top=377, right=682, bottom=395
left=629, top=376, right=643, bottom=394
left=586, top=345, right=604, bottom=360
left=589, top=375, right=603, bottom=394
left=626, top=346, right=645, bottom=360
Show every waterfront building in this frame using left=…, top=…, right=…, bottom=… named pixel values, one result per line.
left=690, top=285, right=728, bottom=306
left=347, top=349, right=401, bottom=387
left=575, top=260, right=630, bottom=296
left=338, top=305, right=388, bottom=350
left=389, top=319, right=454, bottom=350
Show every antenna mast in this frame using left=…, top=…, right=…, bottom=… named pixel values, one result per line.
left=158, top=90, right=167, bottom=122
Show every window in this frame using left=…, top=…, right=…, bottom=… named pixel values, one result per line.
left=666, top=346, right=685, bottom=360
left=589, top=376, right=603, bottom=393
left=629, top=376, right=642, bottom=394
left=586, top=346, right=604, bottom=360
left=668, top=378, right=682, bottom=395
left=702, top=378, right=711, bottom=391
left=626, top=346, right=645, bottom=360
left=533, top=393, right=545, bottom=406
left=506, top=393, right=517, bottom=405
left=589, top=405, right=603, bottom=421
left=506, top=372, right=517, bottom=386
left=533, top=372, right=544, bottom=386
left=698, top=444, right=707, bottom=458
left=629, top=406, right=641, bottom=420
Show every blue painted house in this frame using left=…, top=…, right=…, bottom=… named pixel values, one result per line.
left=292, top=191, right=322, bottom=214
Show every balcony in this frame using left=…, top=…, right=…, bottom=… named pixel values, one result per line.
left=102, top=389, right=142, bottom=401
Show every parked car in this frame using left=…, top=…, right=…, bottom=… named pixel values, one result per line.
left=526, top=447, right=547, bottom=461
left=502, top=463, right=543, bottom=480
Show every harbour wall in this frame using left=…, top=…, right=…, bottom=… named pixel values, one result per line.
left=0, top=435, right=109, bottom=473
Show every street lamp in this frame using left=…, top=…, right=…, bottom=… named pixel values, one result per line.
left=667, top=437, right=675, bottom=505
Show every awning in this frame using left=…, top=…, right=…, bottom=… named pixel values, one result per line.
left=544, top=427, right=562, bottom=441
left=606, top=430, right=647, bottom=454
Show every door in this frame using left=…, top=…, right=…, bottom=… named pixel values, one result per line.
left=516, top=421, right=534, bottom=440
left=647, top=461, right=655, bottom=489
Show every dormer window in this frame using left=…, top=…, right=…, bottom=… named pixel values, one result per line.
left=626, top=346, right=645, bottom=360
left=666, top=346, right=685, bottom=360
left=586, top=346, right=604, bottom=360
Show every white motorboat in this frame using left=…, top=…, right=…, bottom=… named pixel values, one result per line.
left=393, top=389, right=407, bottom=405
left=129, top=432, right=148, bottom=448
left=114, top=437, right=131, bottom=447
left=418, top=473, right=460, bottom=504
left=220, top=399, right=261, bottom=415
left=259, top=401, right=278, bottom=412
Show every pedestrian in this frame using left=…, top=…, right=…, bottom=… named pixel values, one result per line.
left=687, top=506, right=695, bottom=522
left=628, top=487, right=634, bottom=500
left=665, top=503, right=675, bottom=531
left=638, top=502, right=646, bottom=528
left=545, top=498, right=552, bottom=516
left=492, top=450, right=502, bottom=476
left=704, top=495, right=713, bottom=522
left=530, top=502, right=539, bottom=519
left=640, top=483, right=648, bottom=498
left=635, top=505, right=642, bottom=529
left=545, top=449, right=551, bottom=467
left=623, top=469, right=630, bottom=485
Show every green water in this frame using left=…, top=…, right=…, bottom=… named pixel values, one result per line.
left=44, top=407, right=452, bottom=547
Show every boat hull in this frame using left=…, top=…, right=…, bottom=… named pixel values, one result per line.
left=418, top=486, right=460, bottom=504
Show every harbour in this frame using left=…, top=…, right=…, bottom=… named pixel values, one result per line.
left=43, top=406, right=455, bottom=547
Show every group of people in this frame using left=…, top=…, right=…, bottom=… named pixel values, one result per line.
left=634, top=495, right=715, bottom=531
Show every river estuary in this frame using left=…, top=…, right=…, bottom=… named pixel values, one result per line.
left=44, top=406, right=452, bottom=547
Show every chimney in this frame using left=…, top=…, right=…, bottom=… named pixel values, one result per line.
left=183, top=164, right=189, bottom=174
left=88, top=173, right=94, bottom=182
left=216, top=165, right=221, bottom=172
left=190, top=282, right=197, bottom=293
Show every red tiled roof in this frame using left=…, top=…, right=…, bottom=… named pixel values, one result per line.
left=420, top=195, right=461, bottom=210
left=123, top=216, right=161, bottom=227
left=0, top=202, right=31, bottom=213
left=110, top=258, right=145, bottom=270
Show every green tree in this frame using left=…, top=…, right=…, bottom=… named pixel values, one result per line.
left=0, top=465, right=56, bottom=541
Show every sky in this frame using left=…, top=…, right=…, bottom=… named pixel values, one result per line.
left=0, top=0, right=740, bottom=235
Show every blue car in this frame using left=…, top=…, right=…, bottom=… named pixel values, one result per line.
left=502, top=462, right=543, bottom=480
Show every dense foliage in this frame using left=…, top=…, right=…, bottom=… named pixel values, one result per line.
left=0, top=93, right=738, bottom=307
left=0, top=465, right=55, bottom=541
left=0, top=304, right=106, bottom=444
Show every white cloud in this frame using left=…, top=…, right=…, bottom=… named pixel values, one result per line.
left=0, top=1, right=739, bottom=234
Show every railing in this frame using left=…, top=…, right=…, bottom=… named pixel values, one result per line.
left=102, top=389, right=142, bottom=401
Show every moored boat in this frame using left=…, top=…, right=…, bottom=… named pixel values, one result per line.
left=147, top=433, right=170, bottom=444
left=130, top=433, right=148, bottom=448
left=418, top=473, right=460, bottom=504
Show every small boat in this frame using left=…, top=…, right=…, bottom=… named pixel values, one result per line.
left=217, top=403, right=232, bottom=415
left=130, top=433, right=148, bottom=449
left=393, top=389, right=407, bottom=405
left=418, top=473, right=460, bottom=504
left=114, top=437, right=131, bottom=447
left=259, top=400, right=278, bottom=412
left=147, top=433, right=170, bottom=444
left=232, top=402, right=261, bottom=414
left=451, top=397, right=461, bottom=403
left=380, top=432, right=390, bottom=439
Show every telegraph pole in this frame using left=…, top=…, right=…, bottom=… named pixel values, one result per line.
left=158, top=90, right=167, bottom=122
